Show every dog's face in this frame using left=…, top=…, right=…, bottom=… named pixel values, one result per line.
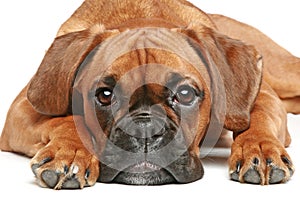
left=95, top=55, right=207, bottom=184
left=72, top=29, right=212, bottom=184
left=27, top=25, right=262, bottom=185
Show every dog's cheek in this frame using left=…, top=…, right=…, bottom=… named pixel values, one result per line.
left=187, top=97, right=212, bottom=153
left=95, top=105, right=114, bottom=134
left=179, top=105, right=203, bottom=147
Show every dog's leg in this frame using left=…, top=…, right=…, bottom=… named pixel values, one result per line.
left=229, top=81, right=295, bottom=184
left=0, top=88, right=99, bottom=189
left=29, top=116, right=99, bottom=189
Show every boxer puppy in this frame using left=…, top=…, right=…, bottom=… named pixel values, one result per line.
left=0, top=0, right=298, bottom=189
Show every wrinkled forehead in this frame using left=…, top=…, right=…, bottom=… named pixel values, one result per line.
left=74, top=27, right=210, bottom=91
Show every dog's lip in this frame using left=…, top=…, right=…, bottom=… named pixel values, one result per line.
left=124, top=161, right=162, bottom=173
left=99, top=153, right=204, bottom=184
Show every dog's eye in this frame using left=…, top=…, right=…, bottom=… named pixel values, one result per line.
left=175, top=85, right=196, bottom=106
left=96, top=88, right=115, bottom=106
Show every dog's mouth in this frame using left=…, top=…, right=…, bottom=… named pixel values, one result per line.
left=112, top=161, right=176, bottom=185
left=99, top=156, right=204, bottom=185
left=98, top=149, right=204, bottom=185
left=125, top=161, right=162, bottom=173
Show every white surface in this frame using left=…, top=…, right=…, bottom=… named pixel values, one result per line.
left=0, top=0, right=299, bottom=199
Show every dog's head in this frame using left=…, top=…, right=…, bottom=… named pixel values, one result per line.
left=27, top=23, right=262, bottom=185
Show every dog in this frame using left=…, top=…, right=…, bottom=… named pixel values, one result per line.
left=0, top=0, right=299, bottom=189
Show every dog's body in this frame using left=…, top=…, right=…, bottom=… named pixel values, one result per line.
left=0, top=0, right=299, bottom=189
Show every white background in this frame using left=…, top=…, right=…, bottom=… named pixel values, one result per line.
left=0, top=0, right=299, bottom=199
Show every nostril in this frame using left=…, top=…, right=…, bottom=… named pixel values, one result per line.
left=152, top=126, right=165, bottom=138
left=139, top=112, right=151, bottom=117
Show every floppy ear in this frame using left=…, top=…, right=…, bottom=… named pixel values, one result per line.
left=176, top=24, right=263, bottom=132
left=27, top=25, right=119, bottom=116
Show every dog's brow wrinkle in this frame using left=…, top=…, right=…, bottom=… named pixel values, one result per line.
left=101, top=76, right=117, bottom=87
left=166, top=73, right=184, bottom=87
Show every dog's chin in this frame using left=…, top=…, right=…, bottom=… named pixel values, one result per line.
left=99, top=152, right=204, bottom=185
left=112, top=161, right=176, bottom=185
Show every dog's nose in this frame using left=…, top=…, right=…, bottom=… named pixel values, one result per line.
left=108, top=112, right=172, bottom=154
left=131, top=113, right=165, bottom=140
left=132, top=112, right=152, bottom=127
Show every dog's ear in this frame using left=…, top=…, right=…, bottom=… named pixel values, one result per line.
left=175, top=24, right=263, bottom=132
left=27, top=25, right=119, bottom=116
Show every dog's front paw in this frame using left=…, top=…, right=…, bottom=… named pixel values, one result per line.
left=229, top=136, right=294, bottom=185
left=30, top=142, right=99, bottom=189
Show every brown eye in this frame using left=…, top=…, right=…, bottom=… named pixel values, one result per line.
left=97, top=88, right=115, bottom=106
left=175, top=85, right=196, bottom=106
